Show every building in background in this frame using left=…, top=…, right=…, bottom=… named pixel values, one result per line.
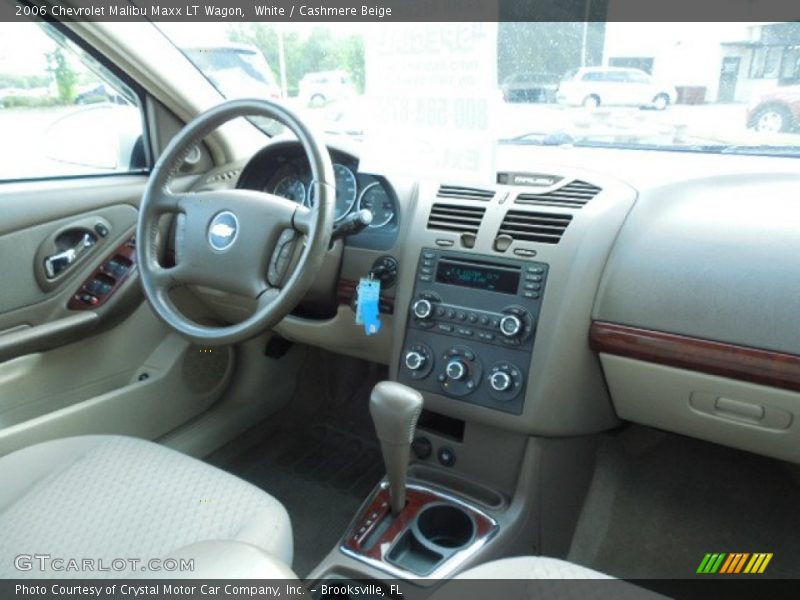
left=603, top=22, right=800, bottom=103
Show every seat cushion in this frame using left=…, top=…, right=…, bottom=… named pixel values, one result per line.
left=457, top=556, right=613, bottom=579
left=0, top=435, right=292, bottom=578
left=453, top=557, right=665, bottom=600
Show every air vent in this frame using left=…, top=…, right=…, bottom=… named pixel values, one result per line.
left=437, top=185, right=495, bottom=201
left=515, top=180, right=601, bottom=209
left=497, top=210, right=572, bottom=244
left=427, top=203, right=486, bottom=235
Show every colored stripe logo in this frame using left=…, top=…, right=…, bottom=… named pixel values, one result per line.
left=697, top=553, right=772, bottom=574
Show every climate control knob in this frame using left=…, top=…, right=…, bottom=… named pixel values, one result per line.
left=499, top=314, right=523, bottom=338
left=489, top=370, right=512, bottom=392
left=445, top=359, right=467, bottom=381
left=412, top=298, right=433, bottom=320
left=405, top=351, right=426, bottom=371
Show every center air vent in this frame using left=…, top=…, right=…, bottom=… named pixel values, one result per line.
left=427, top=203, right=486, bottom=235
left=437, top=185, right=495, bottom=201
left=515, top=180, right=601, bottom=209
left=497, top=210, right=572, bottom=244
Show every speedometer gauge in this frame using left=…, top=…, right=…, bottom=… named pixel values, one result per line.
left=306, top=164, right=358, bottom=222
left=272, top=176, right=306, bottom=204
left=357, top=183, right=395, bottom=228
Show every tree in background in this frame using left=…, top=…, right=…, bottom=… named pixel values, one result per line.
left=46, top=48, right=78, bottom=104
left=229, top=24, right=364, bottom=96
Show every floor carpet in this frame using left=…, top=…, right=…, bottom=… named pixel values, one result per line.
left=568, top=425, right=800, bottom=579
left=207, top=348, right=386, bottom=577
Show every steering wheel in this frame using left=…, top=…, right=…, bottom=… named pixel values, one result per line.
left=136, top=99, right=335, bottom=345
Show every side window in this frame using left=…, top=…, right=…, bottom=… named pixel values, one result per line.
left=0, top=20, right=146, bottom=181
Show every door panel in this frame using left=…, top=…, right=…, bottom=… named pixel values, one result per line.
left=0, top=175, right=231, bottom=456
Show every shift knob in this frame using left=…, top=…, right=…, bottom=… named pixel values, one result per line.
left=369, top=381, right=423, bottom=515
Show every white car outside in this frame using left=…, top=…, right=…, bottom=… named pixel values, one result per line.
left=298, top=70, right=357, bottom=107
left=557, top=67, right=677, bottom=110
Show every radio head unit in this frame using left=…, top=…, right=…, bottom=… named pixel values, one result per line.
left=399, top=249, right=548, bottom=415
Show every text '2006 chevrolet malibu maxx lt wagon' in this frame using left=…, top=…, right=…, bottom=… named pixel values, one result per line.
left=1, top=1, right=800, bottom=599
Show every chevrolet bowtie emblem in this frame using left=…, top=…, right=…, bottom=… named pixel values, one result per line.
left=208, top=211, right=239, bottom=251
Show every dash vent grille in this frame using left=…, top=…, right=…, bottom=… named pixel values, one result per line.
left=437, top=185, right=495, bottom=201
left=497, top=210, right=572, bottom=244
left=515, top=180, right=601, bottom=209
left=427, top=203, right=486, bottom=235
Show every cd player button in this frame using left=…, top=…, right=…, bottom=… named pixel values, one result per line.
left=437, top=323, right=454, bottom=333
left=456, top=312, right=466, bottom=321
left=456, top=327, right=473, bottom=337
left=468, top=313, right=478, bottom=323
left=524, top=292, right=540, bottom=299
left=422, top=251, right=436, bottom=259
left=435, top=307, right=446, bottom=317
left=446, top=309, right=456, bottom=319
left=479, top=315, right=489, bottom=325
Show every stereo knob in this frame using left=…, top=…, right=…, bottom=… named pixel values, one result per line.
left=412, top=298, right=433, bottom=320
left=405, top=351, right=426, bottom=371
left=499, top=314, right=523, bottom=338
left=489, top=371, right=512, bottom=392
left=445, top=359, right=467, bottom=380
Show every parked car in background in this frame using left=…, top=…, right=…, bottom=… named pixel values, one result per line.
left=74, top=82, right=129, bottom=105
left=182, top=43, right=282, bottom=100
left=557, top=66, right=676, bottom=110
left=747, top=85, right=800, bottom=132
left=501, top=72, right=558, bottom=103
left=298, top=70, right=356, bottom=106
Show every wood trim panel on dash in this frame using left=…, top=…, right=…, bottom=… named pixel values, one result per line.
left=590, top=321, right=800, bottom=393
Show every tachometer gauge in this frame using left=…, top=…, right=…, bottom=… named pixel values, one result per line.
left=357, top=183, right=395, bottom=228
left=306, top=164, right=358, bottom=222
left=272, top=176, right=306, bottom=204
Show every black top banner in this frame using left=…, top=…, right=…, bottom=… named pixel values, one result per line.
left=4, top=0, right=800, bottom=22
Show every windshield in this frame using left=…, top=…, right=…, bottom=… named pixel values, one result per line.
left=159, top=22, right=800, bottom=176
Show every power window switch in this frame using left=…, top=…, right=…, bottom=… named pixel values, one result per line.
left=78, top=293, right=99, bottom=306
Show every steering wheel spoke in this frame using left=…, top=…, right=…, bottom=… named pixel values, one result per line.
left=292, top=205, right=312, bottom=234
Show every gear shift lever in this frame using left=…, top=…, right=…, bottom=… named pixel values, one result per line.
left=369, top=381, right=423, bottom=515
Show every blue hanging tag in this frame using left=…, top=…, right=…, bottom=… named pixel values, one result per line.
left=356, top=277, right=382, bottom=336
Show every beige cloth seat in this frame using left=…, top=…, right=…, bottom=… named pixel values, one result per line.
left=452, top=557, right=665, bottom=599
left=0, top=435, right=295, bottom=578
left=456, top=556, right=614, bottom=579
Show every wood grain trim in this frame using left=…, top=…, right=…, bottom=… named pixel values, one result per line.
left=590, top=321, right=800, bottom=393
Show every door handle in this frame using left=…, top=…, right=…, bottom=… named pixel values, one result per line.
left=44, top=232, right=96, bottom=279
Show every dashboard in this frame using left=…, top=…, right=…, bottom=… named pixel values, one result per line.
left=194, top=136, right=800, bottom=467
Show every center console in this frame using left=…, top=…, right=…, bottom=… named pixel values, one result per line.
left=398, top=249, right=548, bottom=415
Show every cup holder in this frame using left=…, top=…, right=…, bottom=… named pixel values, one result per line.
left=387, top=502, right=477, bottom=576
left=415, top=503, right=475, bottom=549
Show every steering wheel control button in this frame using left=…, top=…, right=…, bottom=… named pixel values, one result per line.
left=207, top=211, right=239, bottom=251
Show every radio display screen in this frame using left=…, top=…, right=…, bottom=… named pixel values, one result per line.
left=435, top=260, right=519, bottom=294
